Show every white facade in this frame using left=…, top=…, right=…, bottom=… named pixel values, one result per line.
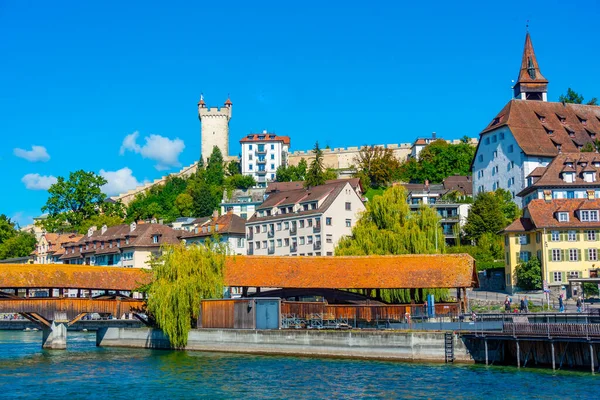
left=240, top=131, right=290, bottom=187
left=246, top=183, right=365, bottom=256
left=199, top=99, right=231, bottom=164
left=472, top=126, right=552, bottom=207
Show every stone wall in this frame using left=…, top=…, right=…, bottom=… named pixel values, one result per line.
left=477, top=269, right=506, bottom=292
left=97, top=327, right=474, bottom=363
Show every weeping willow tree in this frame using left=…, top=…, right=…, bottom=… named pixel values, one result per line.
left=336, top=185, right=449, bottom=303
left=146, top=241, right=226, bottom=348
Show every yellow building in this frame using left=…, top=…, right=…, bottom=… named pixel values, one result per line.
left=503, top=198, right=600, bottom=294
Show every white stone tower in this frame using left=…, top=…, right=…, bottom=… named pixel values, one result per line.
left=198, top=95, right=232, bottom=163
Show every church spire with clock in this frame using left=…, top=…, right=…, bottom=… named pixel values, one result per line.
left=513, top=32, right=548, bottom=101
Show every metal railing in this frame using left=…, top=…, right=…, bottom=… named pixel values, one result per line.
left=290, top=245, right=297, bottom=253
left=268, top=247, right=275, bottom=255
left=313, top=225, right=321, bottom=233
left=313, top=241, right=321, bottom=250
left=267, top=230, right=274, bottom=238
left=290, top=227, right=297, bottom=235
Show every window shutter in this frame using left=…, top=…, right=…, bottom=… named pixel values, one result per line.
left=596, top=230, right=599, bottom=241
left=547, top=233, right=551, bottom=242
left=585, top=249, right=589, bottom=261
left=550, top=273, right=555, bottom=283
left=577, top=249, right=582, bottom=261
left=560, top=231, right=566, bottom=241
left=515, top=252, right=520, bottom=263
left=547, top=249, right=552, bottom=262
left=577, top=232, right=582, bottom=241
left=583, top=231, right=588, bottom=241
left=560, top=249, right=565, bottom=262
left=515, top=236, right=519, bottom=245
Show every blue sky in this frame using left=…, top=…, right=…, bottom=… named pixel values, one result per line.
left=1, top=0, right=599, bottom=226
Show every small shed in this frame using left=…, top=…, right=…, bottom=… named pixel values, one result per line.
left=199, top=298, right=281, bottom=329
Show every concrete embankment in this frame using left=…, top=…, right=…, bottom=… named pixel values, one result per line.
left=97, top=328, right=474, bottom=363
left=0, top=320, right=143, bottom=331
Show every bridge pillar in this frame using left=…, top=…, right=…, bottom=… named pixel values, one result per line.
left=42, top=321, right=67, bottom=350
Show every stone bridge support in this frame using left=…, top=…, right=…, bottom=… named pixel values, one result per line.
left=42, top=322, right=67, bottom=350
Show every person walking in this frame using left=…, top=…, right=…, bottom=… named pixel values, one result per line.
left=524, top=296, right=530, bottom=313
left=504, top=296, right=511, bottom=313
left=576, top=296, right=582, bottom=313
left=558, top=294, right=564, bottom=313
left=519, top=297, right=525, bottom=313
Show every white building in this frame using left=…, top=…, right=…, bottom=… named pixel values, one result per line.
left=220, top=188, right=266, bottom=220
left=240, top=131, right=290, bottom=187
left=198, top=96, right=232, bottom=164
left=245, top=181, right=365, bottom=256
left=472, top=32, right=600, bottom=207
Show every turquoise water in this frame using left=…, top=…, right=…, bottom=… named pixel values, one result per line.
left=0, top=331, right=596, bottom=399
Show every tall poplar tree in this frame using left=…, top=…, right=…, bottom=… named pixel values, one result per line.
left=305, top=142, right=326, bottom=187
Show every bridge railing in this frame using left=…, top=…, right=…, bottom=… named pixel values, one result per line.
left=503, top=322, right=600, bottom=337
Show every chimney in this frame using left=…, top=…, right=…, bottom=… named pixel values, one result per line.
left=159, top=219, right=164, bottom=225
left=432, top=132, right=436, bottom=139
left=212, top=210, right=219, bottom=221
left=130, top=222, right=137, bottom=232
left=151, top=218, right=157, bottom=224
left=101, top=225, right=108, bottom=235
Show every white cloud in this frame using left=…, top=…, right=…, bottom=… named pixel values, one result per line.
left=99, top=167, right=145, bottom=196
left=14, top=145, right=51, bottom=162
left=120, top=131, right=185, bottom=170
left=21, top=173, right=57, bottom=190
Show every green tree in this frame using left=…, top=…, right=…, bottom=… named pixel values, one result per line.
left=276, top=159, right=308, bottom=182
left=0, top=215, right=36, bottom=260
left=559, top=88, right=598, bottom=105
left=335, top=186, right=448, bottom=303
left=175, top=193, right=194, bottom=217
left=397, top=140, right=475, bottom=183
left=464, top=190, right=519, bottom=242
left=146, top=242, right=226, bottom=348
left=226, top=160, right=240, bottom=176
left=206, top=146, right=225, bottom=186
left=78, top=214, right=125, bottom=235
left=225, top=174, right=256, bottom=190
left=187, top=178, right=220, bottom=217
left=515, top=257, right=542, bottom=290
left=126, top=177, right=188, bottom=223
left=41, top=170, right=108, bottom=232
left=353, top=146, right=401, bottom=188
left=305, top=142, right=326, bottom=187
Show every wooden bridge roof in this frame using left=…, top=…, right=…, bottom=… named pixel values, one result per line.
left=0, top=253, right=477, bottom=291
left=0, top=264, right=149, bottom=290
left=225, top=254, right=478, bottom=289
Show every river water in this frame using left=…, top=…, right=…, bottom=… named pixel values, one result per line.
left=0, top=331, right=596, bottom=399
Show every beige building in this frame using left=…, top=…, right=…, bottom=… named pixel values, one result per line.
left=32, top=232, right=83, bottom=264
left=198, top=95, right=232, bottom=164
left=503, top=198, right=600, bottom=295
left=246, top=181, right=365, bottom=256
left=60, top=222, right=181, bottom=268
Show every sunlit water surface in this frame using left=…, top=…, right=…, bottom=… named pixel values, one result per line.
left=0, top=331, right=596, bottom=399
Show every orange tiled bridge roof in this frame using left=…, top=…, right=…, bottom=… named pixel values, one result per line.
left=0, top=254, right=477, bottom=290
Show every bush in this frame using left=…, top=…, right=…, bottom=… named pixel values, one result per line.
left=515, top=257, right=542, bottom=290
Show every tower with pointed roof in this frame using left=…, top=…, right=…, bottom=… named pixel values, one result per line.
left=198, top=96, right=232, bottom=163
left=513, top=32, right=548, bottom=101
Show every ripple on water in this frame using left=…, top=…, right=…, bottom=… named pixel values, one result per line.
left=0, top=331, right=597, bottom=400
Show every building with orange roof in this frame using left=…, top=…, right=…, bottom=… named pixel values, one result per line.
left=181, top=211, right=247, bottom=255
left=502, top=198, right=600, bottom=295
left=240, top=130, right=291, bottom=187
left=32, top=232, right=83, bottom=264
left=472, top=32, right=600, bottom=206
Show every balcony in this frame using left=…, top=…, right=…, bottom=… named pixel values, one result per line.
left=313, top=241, right=321, bottom=251
left=247, top=248, right=254, bottom=255
left=256, top=148, right=267, bottom=155
left=290, top=244, right=297, bottom=253
left=257, top=170, right=267, bottom=175
left=246, top=231, right=253, bottom=240
left=268, top=247, right=275, bottom=255
left=290, top=225, right=297, bottom=235
left=267, top=230, right=274, bottom=238
left=313, top=224, right=321, bottom=233
left=256, top=159, right=266, bottom=164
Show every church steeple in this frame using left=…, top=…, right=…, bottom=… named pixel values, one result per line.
left=513, top=32, right=548, bottom=101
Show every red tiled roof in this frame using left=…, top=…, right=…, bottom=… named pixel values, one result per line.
left=481, top=100, right=600, bottom=157
left=518, top=152, right=600, bottom=197
left=225, top=254, right=478, bottom=289
left=525, top=198, right=600, bottom=229
left=240, top=134, right=291, bottom=145
left=502, top=218, right=535, bottom=233
left=515, top=32, right=548, bottom=85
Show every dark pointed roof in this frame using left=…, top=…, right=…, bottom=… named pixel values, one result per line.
left=516, top=32, right=548, bottom=84
left=224, top=97, right=232, bottom=106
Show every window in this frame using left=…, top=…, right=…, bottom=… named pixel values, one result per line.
left=307, top=236, right=313, bottom=244
left=270, top=164, right=275, bottom=170
left=569, top=271, right=581, bottom=279
left=307, top=219, right=313, bottom=227
left=485, top=137, right=490, bottom=145
left=345, top=202, right=351, bottom=211
left=262, top=241, right=267, bottom=249
left=271, top=144, right=275, bottom=150
left=499, top=132, right=505, bottom=140
left=558, top=212, right=569, bottom=222
left=299, top=220, right=305, bottom=228
left=580, top=210, right=599, bottom=222
left=326, top=252, right=333, bottom=256
left=277, top=239, right=282, bottom=247
left=326, top=217, right=332, bottom=226
left=276, top=222, right=282, bottom=231
left=254, top=226, right=260, bottom=234
left=508, top=145, right=514, bottom=153
left=518, top=234, right=528, bottom=245
left=249, top=144, right=253, bottom=150
left=237, top=238, right=245, bottom=248
left=261, top=225, right=267, bottom=233
left=552, top=249, right=561, bottom=262
left=299, top=237, right=305, bottom=245
left=569, top=248, right=579, bottom=261
left=519, top=251, right=530, bottom=262
left=270, top=154, right=274, bottom=160
left=152, top=235, right=159, bottom=244
left=478, top=155, right=483, bottom=162
left=326, top=234, right=333, bottom=243
left=249, top=164, right=253, bottom=171
left=493, top=151, right=498, bottom=159
left=553, top=271, right=563, bottom=282
left=589, top=248, right=598, bottom=261
left=284, top=238, right=289, bottom=246
left=345, top=219, right=352, bottom=228
left=492, top=135, right=497, bottom=143
left=587, top=230, right=596, bottom=241
left=568, top=231, right=577, bottom=241
left=551, top=231, right=560, bottom=241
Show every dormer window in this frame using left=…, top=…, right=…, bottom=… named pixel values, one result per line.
left=116, top=239, right=120, bottom=247
left=269, top=135, right=276, bottom=139
left=580, top=210, right=599, bottom=222
left=578, top=116, right=587, bottom=126
left=563, top=172, right=575, bottom=183
left=537, top=114, right=546, bottom=123
left=558, top=212, right=569, bottom=222
left=557, top=144, right=562, bottom=152
left=544, top=126, right=554, bottom=135
left=557, top=114, right=566, bottom=124
left=584, top=172, right=596, bottom=183
left=152, top=235, right=159, bottom=244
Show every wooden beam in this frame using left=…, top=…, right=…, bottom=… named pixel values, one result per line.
left=67, top=313, right=87, bottom=326
left=28, top=312, right=52, bottom=328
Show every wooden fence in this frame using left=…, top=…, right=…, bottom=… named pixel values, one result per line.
left=503, top=323, right=600, bottom=337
